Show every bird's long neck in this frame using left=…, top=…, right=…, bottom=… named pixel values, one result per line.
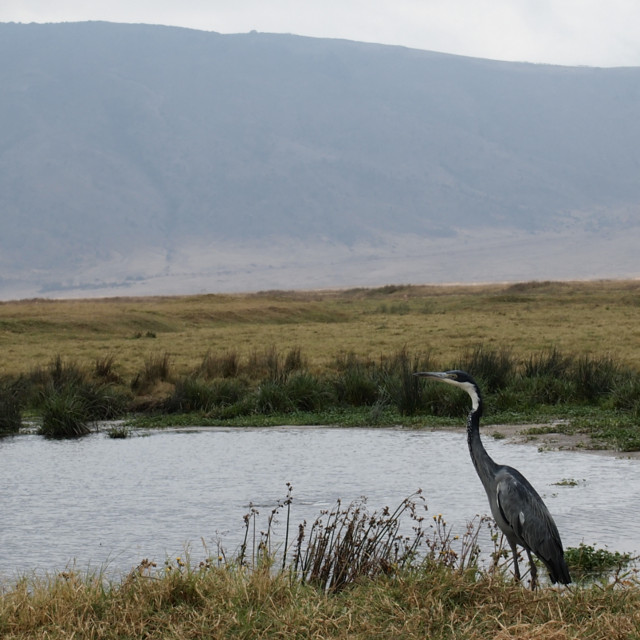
left=465, top=388, right=499, bottom=490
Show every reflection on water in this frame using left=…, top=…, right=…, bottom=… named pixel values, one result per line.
left=1, top=426, right=639, bottom=579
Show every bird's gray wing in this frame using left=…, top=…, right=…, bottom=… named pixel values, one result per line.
left=495, top=471, right=563, bottom=563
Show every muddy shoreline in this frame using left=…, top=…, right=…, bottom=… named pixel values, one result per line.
left=438, top=422, right=640, bottom=460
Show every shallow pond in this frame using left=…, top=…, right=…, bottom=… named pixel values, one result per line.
left=1, top=426, right=638, bottom=580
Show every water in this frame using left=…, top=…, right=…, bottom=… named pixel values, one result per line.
left=1, top=426, right=639, bottom=580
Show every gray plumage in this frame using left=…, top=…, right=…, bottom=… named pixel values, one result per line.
left=415, top=369, right=571, bottom=587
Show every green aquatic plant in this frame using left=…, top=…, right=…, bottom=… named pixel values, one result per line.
left=564, top=543, right=635, bottom=581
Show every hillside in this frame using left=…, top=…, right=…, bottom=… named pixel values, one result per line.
left=1, top=21, right=639, bottom=298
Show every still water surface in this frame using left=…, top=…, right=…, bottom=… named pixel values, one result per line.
left=1, top=426, right=638, bottom=579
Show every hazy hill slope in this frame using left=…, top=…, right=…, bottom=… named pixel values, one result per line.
left=1, top=21, right=639, bottom=298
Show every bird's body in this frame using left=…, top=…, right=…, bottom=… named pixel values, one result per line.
left=415, top=370, right=571, bottom=587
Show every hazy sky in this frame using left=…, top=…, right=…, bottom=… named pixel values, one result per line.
left=3, top=0, right=640, bottom=67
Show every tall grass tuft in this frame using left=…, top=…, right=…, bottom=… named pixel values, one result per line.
left=79, top=382, right=129, bottom=420
left=198, top=349, right=240, bottom=379
left=253, top=373, right=332, bottom=414
left=571, top=354, right=622, bottom=402
left=508, top=374, right=576, bottom=407
left=247, top=345, right=306, bottom=382
left=0, top=379, right=23, bottom=434
left=382, top=348, right=433, bottom=415
left=94, top=353, right=122, bottom=383
left=48, top=354, right=86, bottom=389
left=254, top=380, right=294, bottom=414
left=165, top=377, right=249, bottom=413
left=456, top=344, right=516, bottom=393
left=39, top=385, right=91, bottom=438
left=131, top=351, right=173, bottom=392
left=523, top=347, right=571, bottom=378
left=607, top=373, right=640, bottom=417
left=333, top=352, right=380, bottom=406
left=285, top=372, right=333, bottom=412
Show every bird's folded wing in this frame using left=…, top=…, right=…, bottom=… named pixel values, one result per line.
left=495, top=473, right=560, bottom=554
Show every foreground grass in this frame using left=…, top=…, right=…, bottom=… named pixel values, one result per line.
left=2, top=562, right=639, bottom=639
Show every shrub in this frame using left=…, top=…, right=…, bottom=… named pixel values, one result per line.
left=293, top=493, right=428, bottom=592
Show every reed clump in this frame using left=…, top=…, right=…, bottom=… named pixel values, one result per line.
left=3, top=343, right=640, bottom=448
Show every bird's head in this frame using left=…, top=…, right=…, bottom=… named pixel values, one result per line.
left=413, top=369, right=482, bottom=411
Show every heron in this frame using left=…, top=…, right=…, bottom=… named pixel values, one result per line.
left=414, top=369, right=571, bottom=588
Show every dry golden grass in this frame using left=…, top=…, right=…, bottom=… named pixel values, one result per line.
left=2, top=279, right=640, bottom=382
left=1, top=563, right=639, bottom=639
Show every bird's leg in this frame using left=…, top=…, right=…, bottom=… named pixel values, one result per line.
left=510, top=542, right=521, bottom=582
left=526, top=550, right=538, bottom=590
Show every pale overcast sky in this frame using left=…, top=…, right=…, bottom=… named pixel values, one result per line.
left=2, top=0, right=640, bottom=67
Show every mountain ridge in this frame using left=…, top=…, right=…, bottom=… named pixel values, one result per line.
left=1, top=21, right=639, bottom=299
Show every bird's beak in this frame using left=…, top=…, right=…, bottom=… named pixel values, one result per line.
left=413, top=371, right=450, bottom=380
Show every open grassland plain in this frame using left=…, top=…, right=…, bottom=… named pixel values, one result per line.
left=2, top=279, right=640, bottom=377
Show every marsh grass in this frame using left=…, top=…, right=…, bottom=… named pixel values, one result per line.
left=164, top=377, right=249, bottom=413
left=39, top=385, right=92, bottom=438
left=5, top=342, right=640, bottom=449
left=456, top=344, right=517, bottom=393
left=36, top=363, right=129, bottom=438
left=0, top=379, right=22, bottom=434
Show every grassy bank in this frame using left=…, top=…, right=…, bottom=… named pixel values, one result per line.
left=3, top=563, right=640, bottom=639
left=1, top=494, right=637, bottom=639
left=1, top=280, right=640, bottom=446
